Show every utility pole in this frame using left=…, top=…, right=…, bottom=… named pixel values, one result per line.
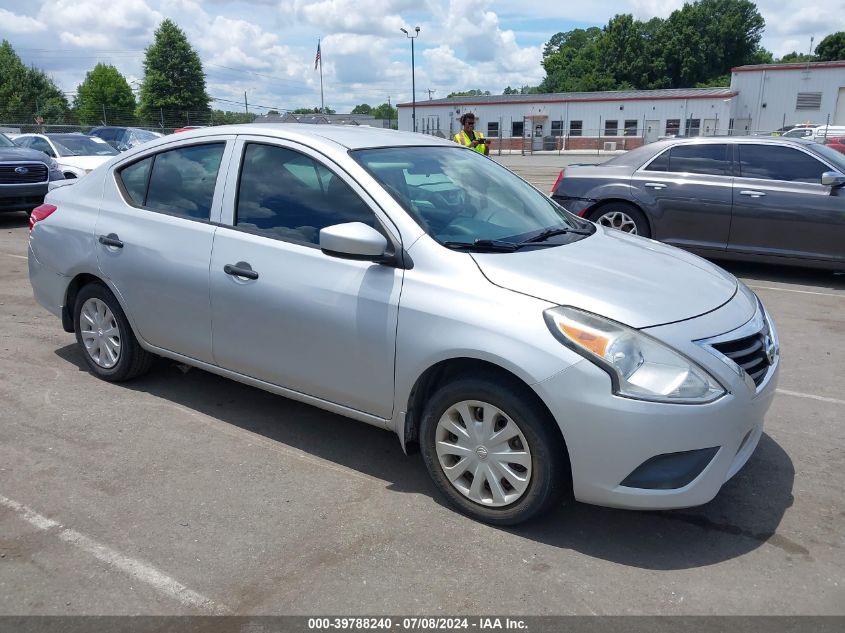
left=387, top=96, right=392, bottom=129
left=244, top=91, right=249, bottom=115
left=427, top=89, right=436, bottom=100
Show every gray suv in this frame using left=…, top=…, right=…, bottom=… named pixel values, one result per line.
left=552, top=136, right=845, bottom=270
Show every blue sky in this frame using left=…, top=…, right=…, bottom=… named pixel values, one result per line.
left=1, top=0, right=842, bottom=115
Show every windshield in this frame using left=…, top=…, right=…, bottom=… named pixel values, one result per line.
left=0, top=133, right=15, bottom=147
left=52, top=136, right=119, bottom=157
left=126, top=129, right=162, bottom=146
left=810, top=142, right=845, bottom=171
left=351, top=146, right=591, bottom=247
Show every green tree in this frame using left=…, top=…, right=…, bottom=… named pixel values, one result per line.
left=372, top=102, right=397, bottom=120
left=815, top=32, right=845, bottom=61
left=211, top=110, right=256, bottom=124
left=539, top=0, right=766, bottom=92
left=137, top=19, right=210, bottom=127
left=0, top=40, right=70, bottom=124
left=778, top=51, right=815, bottom=63
left=351, top=104, right=373, bottom=114
left=74, top=63, right=136, bottom=126
left=292, top=106, right=336, bottom=114
left=446, top=89, right=491, bottom=97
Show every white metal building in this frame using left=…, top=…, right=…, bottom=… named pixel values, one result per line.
left=396, top=61, right=845, bottom=147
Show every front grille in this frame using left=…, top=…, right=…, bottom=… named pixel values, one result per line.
left=711, top=323, right=772, bottom=387
left=0, top=163, right=49, bottom=184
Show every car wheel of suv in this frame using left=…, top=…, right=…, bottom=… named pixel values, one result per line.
left=591, top=203, right=650, bottom=238
left=419, top=375, right=567, bottom=525
left=73, top=283, right=153, bottom=382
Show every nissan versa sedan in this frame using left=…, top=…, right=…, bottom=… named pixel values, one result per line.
left=552, top=136, right=845, bottom=270
left=29, top=124, right=780, bottom=525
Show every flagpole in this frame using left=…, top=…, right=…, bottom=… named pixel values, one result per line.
left=318, top=39, right=325, bottom=114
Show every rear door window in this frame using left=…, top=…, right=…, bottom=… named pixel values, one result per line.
left=117, top=143, right=224, bottom=220
left=738, top=144, right=829, bottom=183
left=667, top=144, right=728, bottom=176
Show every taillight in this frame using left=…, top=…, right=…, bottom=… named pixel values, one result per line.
left=550, top=169, right=565, bottom=194
left=29, top=203, right=57, bottom=232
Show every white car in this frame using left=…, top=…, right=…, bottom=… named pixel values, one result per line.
left=15, top=133, right=118, bottom=179
left=28, top=124, right=780, bottom=525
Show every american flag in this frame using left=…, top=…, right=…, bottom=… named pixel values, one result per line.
left=314, top=41, right=321, bottom=70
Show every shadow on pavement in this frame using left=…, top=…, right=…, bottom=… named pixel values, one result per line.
left=55, top=343, right=796, bottom=571
left=710, top=259, right=845, bottom=291
left=0, top=211, right=29, bottom=230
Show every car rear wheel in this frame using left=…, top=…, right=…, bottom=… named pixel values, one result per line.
left=73, top=283, right=154, bottom=382
left=591, top=203, right=650, bottom=238
left=419, top=375, right=567, bottom=525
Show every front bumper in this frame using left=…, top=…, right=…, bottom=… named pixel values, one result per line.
left=0, top=183, right=47, bottom=212
left=534, top=294, right=779, bottom=510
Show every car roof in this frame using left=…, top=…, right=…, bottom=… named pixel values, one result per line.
left=170, top=123, right=454, bottom=150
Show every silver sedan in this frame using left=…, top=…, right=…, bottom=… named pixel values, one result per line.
left=28, top=124, right=779, bottom=524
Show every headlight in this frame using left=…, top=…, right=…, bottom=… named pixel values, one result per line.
left=544, top=306, right=725, bottom=404
left=47, top=158, right=59, bottom=171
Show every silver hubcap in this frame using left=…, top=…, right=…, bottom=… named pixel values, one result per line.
left=597, top=210, right=638, bottom=234
left=434, top=400, right=532, bottom=507
left=80, top=298, right=121, bottom=369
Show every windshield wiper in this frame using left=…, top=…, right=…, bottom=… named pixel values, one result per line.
left=519, top=225, right=593, bottom=245
left=442, top=239, right=519, bottom=252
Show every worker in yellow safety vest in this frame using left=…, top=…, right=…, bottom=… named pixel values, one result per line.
left=453, top=113, right=489, bottom=155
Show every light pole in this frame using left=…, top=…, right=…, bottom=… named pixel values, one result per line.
left=400, top=26, right=420, bottom=132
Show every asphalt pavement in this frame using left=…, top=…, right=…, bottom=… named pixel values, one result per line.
left=0, top=156, right=843, bottom=616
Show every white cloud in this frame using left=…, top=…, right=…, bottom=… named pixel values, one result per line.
left=0, top=8, right=47, bottom=33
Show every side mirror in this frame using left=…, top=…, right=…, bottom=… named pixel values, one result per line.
left=821, top=170, right=845, bottom=187
left=320, top=222, right=388, bottom=260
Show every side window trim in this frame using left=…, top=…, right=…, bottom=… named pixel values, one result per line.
left=220, top=135, right=402, bottom=250
left=736, top=142, right=836, bottom=184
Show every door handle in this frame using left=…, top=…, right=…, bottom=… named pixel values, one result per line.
left=644, top=182, right=667, bottom=189
left=98, top=234, right=124, bottom=248
left=739, top=190, right=766, bottom=198
left=224, top=262, right=259, bottom=280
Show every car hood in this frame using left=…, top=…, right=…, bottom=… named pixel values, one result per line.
left=0, top=147, right=50, bottom=163
left=471, top=227, right=738, bottom=329
left=56, top=155, right=111, bottom=171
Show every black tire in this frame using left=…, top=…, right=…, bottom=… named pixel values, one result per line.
left=419, top=374, right=568, bottom=526
left=590, top=202, right=651, bottom=238
left=73, top=283, right=154, bottom=382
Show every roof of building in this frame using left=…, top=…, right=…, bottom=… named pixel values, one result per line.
left=732, top=60, right=845, bottom=73
left=397, top=87, right=735, bottom=108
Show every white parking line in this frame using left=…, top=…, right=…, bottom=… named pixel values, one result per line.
left=3, top=253, right=27, bottom=260
left=748, top=284, right=844, bottom=299
left=0, top=494, right=231, bottom=614
left=776, top=389, right=845, bottom=406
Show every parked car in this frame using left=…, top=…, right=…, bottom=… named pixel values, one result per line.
left=29, top=124, right=779, bottom=525
left=88, top=126, right=163, bottom=152
left=15, top=133, right=118, bottom=179
left=0, top=132, right=64, bottom=214
left=823, top=137, right=845, bottom=154
left=781, top=125, right=845, bottom=140
left=552, top=136, right=845, bottom=270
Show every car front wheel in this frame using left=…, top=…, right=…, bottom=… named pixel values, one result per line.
left=419, top=375, right=568, bottom=525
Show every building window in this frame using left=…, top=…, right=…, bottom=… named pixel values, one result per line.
left=665, top=119, right=681, bottom=136
left=487, top=122, right=499, bottom=137
left=569, top=121, right=582, bottom=136
left=624, top=119, right=638, bottom=136
left=604, top=120, right=618, bottom=136
left=796, top=92, right=822, bottom=110
left=551, top=120, right=564, bottom=137
left=685, top=119, right=701, bottom=136
left=512, top=121, right=524, bottom=137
